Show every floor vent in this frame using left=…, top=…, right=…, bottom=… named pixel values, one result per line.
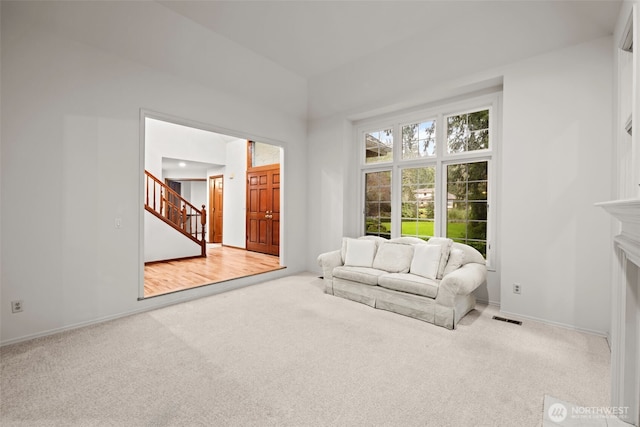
left=492, top=316, right=522, bottom=325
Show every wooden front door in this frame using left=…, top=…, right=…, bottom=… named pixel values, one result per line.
left=209, top=175, right=224, bottom=244
left=246, top=165, right=280, bottom=256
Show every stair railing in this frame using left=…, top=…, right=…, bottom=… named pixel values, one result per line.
left=144, top=170, right=207, bottom=257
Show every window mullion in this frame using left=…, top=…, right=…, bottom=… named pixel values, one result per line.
left=391, top=124, right=402, bottom=237
left=435, top=113, right=446, bottom=238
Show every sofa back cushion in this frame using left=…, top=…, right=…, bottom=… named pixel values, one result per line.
left=389, top=236, right=426, bottom=245
left=372, top=242, right=414, bottom=273
left=443, top=248, right=465, bottom=276
left=426, top=237, right=453, bottom=279
left=343, top=238, right=377, bottom=267
left=410, top=244, right=442, bottom=280
left=341, top=236, right=386, bottom=263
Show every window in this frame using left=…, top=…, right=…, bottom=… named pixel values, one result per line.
left=446, top=109, right=489, bottom=153
left=359, top=94, right=499, bottom=265
left=401, top=166, right=435, bottom=240
left=402, top=120, right=436, bottom=159
left=249, top=141, right=280, bottom=167
left=365, top=128, right=393, bottom=164
left=364, top=171, right=392, bottom=238
left=446, top=161, right=488, bottom=255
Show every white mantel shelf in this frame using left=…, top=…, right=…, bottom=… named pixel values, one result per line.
left=597, top=199, right=640, bottom=255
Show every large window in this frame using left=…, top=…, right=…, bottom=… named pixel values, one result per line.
left=359, top=94, right=498, bottom=265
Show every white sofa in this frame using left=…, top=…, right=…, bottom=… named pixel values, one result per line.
left=317, top=236, right=487, bottom=329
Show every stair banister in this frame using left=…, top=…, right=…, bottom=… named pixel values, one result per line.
left=144, top=170, right=207, bottom=257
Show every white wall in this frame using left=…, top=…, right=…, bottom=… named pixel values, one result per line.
left=307, top=36, right=613, bottom=334
left=189, top=182, right=207, bottom=211
left=222, top=139, right=249, bottom=248
left=144, top=212, right=202, bottom=262
left=0, top=1, right=307, bottom=344
left=500, top=37, right=613, bottom=335
left=145, top=118, right=226, bottom=180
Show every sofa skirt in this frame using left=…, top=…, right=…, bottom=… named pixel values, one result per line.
left=329, top=278, right=475, bottom=330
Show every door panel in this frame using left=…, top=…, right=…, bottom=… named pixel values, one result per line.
left=208, top=176, right=224, bottom=244
left=246, top=165, right=280, bottom=256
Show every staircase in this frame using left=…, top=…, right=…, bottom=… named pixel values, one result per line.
left=144, top=170, right=207, bottom=257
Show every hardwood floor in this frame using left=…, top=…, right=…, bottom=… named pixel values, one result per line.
left=144, top=245, right=283, bottom=298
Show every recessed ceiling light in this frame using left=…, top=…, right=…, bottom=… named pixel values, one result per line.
left=179, top=162, right=186, bottom=168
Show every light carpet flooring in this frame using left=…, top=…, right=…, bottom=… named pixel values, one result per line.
left=1, top=273, right=613, bottom=426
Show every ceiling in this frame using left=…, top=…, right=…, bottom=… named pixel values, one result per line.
left=160, top=0, right=622, bottom=80
left=162, top=157, right=221, bottom=176
left=13, top=1, right=622, bottom=120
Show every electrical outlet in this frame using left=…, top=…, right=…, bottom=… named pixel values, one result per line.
left=11, top=300, right=23, bottom=313
left=513, top=284, right=521, bottom=295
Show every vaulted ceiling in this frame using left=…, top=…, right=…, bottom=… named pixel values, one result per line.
left=160, top=1, right=621, bottom=79
left=11, top=1, right=622, bottom=119
left=159, top=1, right=622, bottom=118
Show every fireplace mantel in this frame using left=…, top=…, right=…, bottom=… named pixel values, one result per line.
left=597, top=199, right=640, bottom=267
left=596, top=198, right=640, bottom=426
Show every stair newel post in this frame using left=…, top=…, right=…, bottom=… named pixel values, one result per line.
left=201, top=204, right=207, bottom=257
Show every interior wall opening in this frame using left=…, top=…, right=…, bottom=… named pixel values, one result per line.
left=141, top=112, right=284, bottom=298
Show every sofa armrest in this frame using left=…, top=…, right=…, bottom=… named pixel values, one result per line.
left=317, top=250, right=343, bottom=280
left=435, top=262, right=487, bottom=307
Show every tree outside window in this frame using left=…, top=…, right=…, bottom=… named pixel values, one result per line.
left=401, top=166, right=435, bottom=240
left=364, top=170, right=392, bottom=238
left=447, top=109, right=489, bottom=153
left=446, top=161, right=488, bottom=256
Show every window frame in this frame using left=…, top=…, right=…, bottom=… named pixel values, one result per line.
left=357, top=93, right=500, bottom=270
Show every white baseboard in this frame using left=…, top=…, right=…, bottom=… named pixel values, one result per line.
left=0, top=269, right=290, bottom=347
left=499, top=309, right=609, bottom=338
left=475, top=298, right=500, bottom=307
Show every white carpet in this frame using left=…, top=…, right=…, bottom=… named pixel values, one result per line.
left=1, top=273, right=613, bottom=426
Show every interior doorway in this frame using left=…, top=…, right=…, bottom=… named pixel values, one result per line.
left=209, top=175, right=224, bottom=243
left=141, top=112, right=284, bottom=298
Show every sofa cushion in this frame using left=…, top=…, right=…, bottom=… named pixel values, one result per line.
left=333, top=266, right=386, bottom=286
left=426, top=237, right=454, bottom=279
left=410, top=244, right=442, bottom=280
left=443, top=247, right=465, bottom=276
left=341, top=236, right=386, bottom=263
left=343, top=238, right=377, bottom=267
left=372, top=242, right=414, bottom=273
left=378, top=273, right=439, bottom=298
